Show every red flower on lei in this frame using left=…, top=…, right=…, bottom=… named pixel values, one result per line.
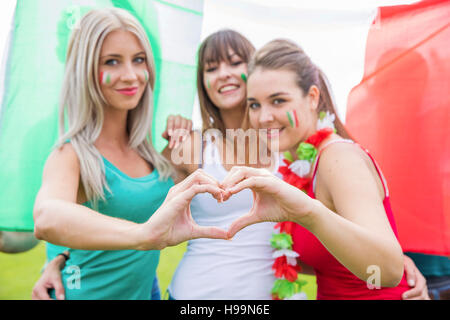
left=271, top=127, right=334, bottom=300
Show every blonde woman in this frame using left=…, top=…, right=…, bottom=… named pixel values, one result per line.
left=165, top=30, right=280, bottom=300
left=32, top=8, right=227, bottom=300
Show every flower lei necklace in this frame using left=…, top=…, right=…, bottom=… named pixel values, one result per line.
left=270, top=111, right=336, bottom=300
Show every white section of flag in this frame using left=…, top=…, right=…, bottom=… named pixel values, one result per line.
left=191, top=0, right=420, bottom=129
left=155, top=1, right=204, bottom=65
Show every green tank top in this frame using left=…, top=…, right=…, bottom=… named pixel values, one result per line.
left=47, top=155, right=173, bottom=300
left=406, top=252, right=450, bottom=277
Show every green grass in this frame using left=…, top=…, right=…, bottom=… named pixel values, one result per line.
left=0, top=241, right=317, bottom=300
left=0, top=242, right=46, bottom=299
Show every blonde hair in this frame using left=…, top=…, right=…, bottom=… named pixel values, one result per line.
left=57, top=8, right=173, bottom=204
left=248, top=39, right=350, bottom=138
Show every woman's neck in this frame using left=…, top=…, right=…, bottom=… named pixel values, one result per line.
left=219, top=102, right=246, bottom=131
left=96, top=107, right=129, bottom=152
left=287, top=125, right=318, bottom=161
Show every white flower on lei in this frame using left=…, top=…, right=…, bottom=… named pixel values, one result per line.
left=317, top=112, right=336, bottom=131
left=289, top=160, right=311, bottom=178
left=286, top=292, right=308, bottom=300
left=273, top=249, right=299, bottom=266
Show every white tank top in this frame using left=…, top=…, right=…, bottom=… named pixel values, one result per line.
left=168, top=136, right=278, bottom=299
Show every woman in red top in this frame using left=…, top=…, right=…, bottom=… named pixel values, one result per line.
left=222, top=39, right=410, bottom=299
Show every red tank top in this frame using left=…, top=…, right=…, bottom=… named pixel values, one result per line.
left=292, top=140, right=409, bottom=300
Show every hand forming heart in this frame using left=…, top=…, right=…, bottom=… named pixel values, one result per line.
left=143, top=167, right=315, bottom=250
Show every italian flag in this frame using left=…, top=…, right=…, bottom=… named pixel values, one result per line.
left=0, top=0, right=203, bottom=233
left=199, top=0, right=449, bottom=256
left=100, top=71, right=111, bottom=85
left=345, top=0, right=449, bottom=255
left=286, top=110, right=299, bottom=128
left=0, top=0, right=448, bottom=256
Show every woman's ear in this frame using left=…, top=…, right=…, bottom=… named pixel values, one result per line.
left=308, top=85, right=320, bottom=111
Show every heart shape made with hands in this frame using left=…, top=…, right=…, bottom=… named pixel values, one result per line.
left=180, top=166, right=287, bottom=240
left=162, top=165, right=304, bottom=246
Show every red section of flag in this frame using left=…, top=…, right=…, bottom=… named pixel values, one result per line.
left=346, top=0, right=450, bottom=255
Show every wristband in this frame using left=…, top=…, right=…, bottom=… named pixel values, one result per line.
left=57, top=252, right=70, bottom=262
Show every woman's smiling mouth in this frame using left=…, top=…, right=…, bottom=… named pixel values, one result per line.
left=116, top=87, right=138, bottom=96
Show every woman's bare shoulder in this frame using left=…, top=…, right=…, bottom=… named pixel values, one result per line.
left=44, top=142, right=80, bottom=176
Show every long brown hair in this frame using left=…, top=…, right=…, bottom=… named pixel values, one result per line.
left=197, top=29, right=255, bottom=135
left=247, top=39, right=350, bottom=138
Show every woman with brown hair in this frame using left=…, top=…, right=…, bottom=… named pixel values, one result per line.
left=165, top=29, right=280, bottom=300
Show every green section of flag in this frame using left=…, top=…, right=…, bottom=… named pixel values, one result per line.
left=286, top=111, right=295, bottom=128
left=0, top=0, right=202, bottom=231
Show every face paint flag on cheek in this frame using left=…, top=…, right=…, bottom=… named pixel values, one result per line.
left=286, top=110, right=299, bottom=128
left=206, top=79, right=211, bottom=89
left=144, top=70, right=149, bottom=82
left=241, top=73, right=247, bottom=83
left=100, top=71, right=111, bottom=85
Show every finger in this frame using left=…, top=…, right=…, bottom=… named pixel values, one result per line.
left=226, top=176, right=268, bottom=197
left=404, top=258, right=417, bottom=288
left=171, top=116, right=183, bottom=149
left=32, top=284, right=53, bottom=300
left=179, top=119, right=190, bottom=144
left=176, top=119, right=187, bottom=148
left=166, top=115, right=175, bottom=137
left=404, top=294, right=428, bottom=300
left=221, top=166, right=270, bottom=190
left=220, top=166, right=249, bottom=191
left=180, top=118, right=189, bottom=131
left=192, top=225, right=228, bottom=240
left=402, top=288, right=420, bottom=300
left=402, top=276, right=425, bottom=299
left=176, top=169, right=221, bottom=194
left=222, top=176, right=258, bottom=202
left=165, top=116, right=176, bottom=148
left=53, top=277, right=66, bottom=300
left=173, top=115, right=182, bottom=132
left=169, top=130, right=179, bottom=149
left=178, top=183, right=224, bottom=204
left=227, top=211, right=259, bottom=239
left=174, top=128, right=189, bottom=149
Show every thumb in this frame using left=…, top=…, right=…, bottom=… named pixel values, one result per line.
left=193, top=225, right=228, bottom=240
left=227, top=211, right=259, bottom=239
